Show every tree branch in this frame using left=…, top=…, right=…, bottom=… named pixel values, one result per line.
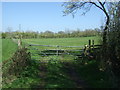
left=89, top=2, right=104, bottom=11
left=103, top=2, right=106, bottom=5
left=98, top=1, right=106, bottom=10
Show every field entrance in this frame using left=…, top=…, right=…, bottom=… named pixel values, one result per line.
left=28, top=44, right=85, bottom=63
left=25, top=37, right=100, bottom=63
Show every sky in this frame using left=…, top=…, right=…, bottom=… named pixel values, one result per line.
left=2, top=2, right=105, bottom=33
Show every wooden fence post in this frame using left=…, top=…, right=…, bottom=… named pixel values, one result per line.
left=89, top=39, right=91, bottom=50
left=18, top=39, right=22, bottom=49
left=84, top=44, right=88, bottom=56
left=18, top=34, right=23, bottom=49
left=92, top=40, right=94, bottom=50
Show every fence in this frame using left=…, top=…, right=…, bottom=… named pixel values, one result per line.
left=27, top=39, right=102, bottom=60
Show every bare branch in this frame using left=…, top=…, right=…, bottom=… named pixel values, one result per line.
left=89, top=2, right=104, bottom=11
left=98, top=1, right=109, bottom=19
left=62, top=2, right=87, bottom=16
left=99, top=1, right=105, bottom=10
left=103, top=2, right=106, bottom=5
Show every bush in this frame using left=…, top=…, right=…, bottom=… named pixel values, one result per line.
left=2, top=47, right=31, bottom=87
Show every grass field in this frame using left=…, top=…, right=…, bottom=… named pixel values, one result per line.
left=2, top=36, right=114, bottom=88
left=23, top=36, right=100, bottom=46
left=2, top=39, right=18, bottom=61
left=22, top=36, right=101, bottom=62
left=23, top=36, right=101, bottom=50
left=1, top=36, right=100, bottom=62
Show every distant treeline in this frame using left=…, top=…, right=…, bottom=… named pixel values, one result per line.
left=1, top=28, right=101, bottom=39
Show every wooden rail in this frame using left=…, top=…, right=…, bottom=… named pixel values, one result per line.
left=28, top=39, right=102, bottom=58
left=29, top=44, right=84, bottom=48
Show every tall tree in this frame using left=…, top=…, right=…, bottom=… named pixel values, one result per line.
left=62, top=0, right=110, bottom=61
left=62, top=1, right=109, bottom=43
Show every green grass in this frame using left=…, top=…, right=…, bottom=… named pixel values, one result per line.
left=22, top=36, right=101, bottom=61
left=0, top=39, right=2, bottom=62
left=22, top=36, right=114, bottom=88
left=3, top=58, right=114, bottom=88
left=22, top=36, right=100, bottom=50
left=75, top=60, right=114, bottom=88
left=23, top=36, right=100, bottom=46
left=3, top=58, right=76, bottom=88
left=2, top=39, right=18, bottom=61
left=4, top=36, right=113, bottom=88
left=2, top=60, right=41, bottom=88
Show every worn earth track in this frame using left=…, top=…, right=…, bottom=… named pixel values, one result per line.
left=36, top=62, right=89, bottom=88
left=63, top=62, right=89, bottom=88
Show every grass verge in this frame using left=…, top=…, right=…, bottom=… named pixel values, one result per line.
left=75, top=60, right=114, bottom=88
left=2, top=39, right=18, bottom=61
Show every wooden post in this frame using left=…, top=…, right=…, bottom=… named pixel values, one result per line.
left=18, top=39, right=22, bottom=49
left=84, top=44, right=88, bottom=56
left=89, top=40, right=91, bottom=49
left=92, top=40, right=94, bottom=49
left=18, top=34, right=22, bottom=49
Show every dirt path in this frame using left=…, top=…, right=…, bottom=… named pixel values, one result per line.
left=63, top=62, right=89, bottom=88
left=37, top=62, right=89, bottom=88
left=38, top=63, right=47, bottom=88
